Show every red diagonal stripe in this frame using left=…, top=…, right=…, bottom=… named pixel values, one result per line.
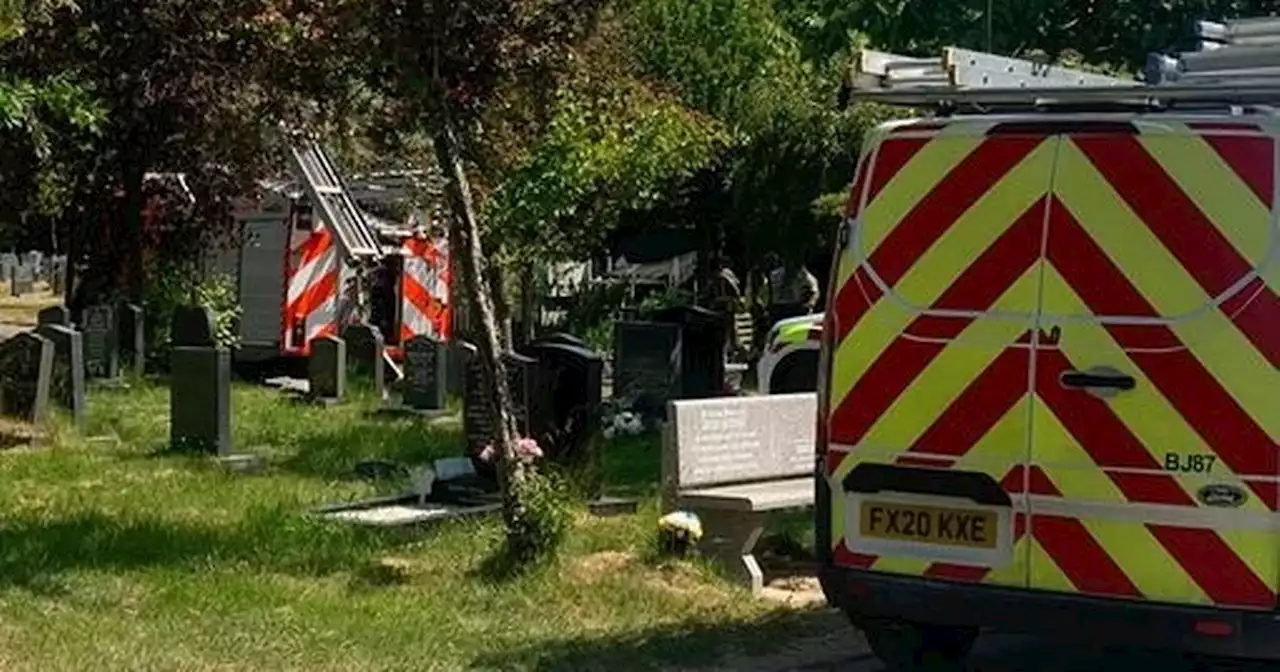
left=908, top=347, right=1030, bottom=458
left=865, top=137, right=930, bottom=205
left=833, top=543, right=877, bottom=569
left=1148, top=526, right=1275, bottom=609
left=1035, top=515, right=1142, bottom=598
left=1196, top=133, right=1274, bottom=208
left=287, top=269, right=339, bottom=320
left=1045, top=201, right=1277, bottom=494
left=1072, top=135, right=1280, bottom=366
left=830, top=200, right=1044, bottom=445
left=1034, top=349, right=1194, bottom=506
left=403, top=272, right=443, bottom=321
left=296, top=229, right=333, bottom=266
left=831, top=137, right=1045, bottom=342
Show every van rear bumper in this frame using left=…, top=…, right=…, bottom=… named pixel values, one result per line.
left=820, top=567, right=1280, bottom=661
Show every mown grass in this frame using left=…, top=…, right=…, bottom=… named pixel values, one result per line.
left=0, top=378, right=828, bottom=671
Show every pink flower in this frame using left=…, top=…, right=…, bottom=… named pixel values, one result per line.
left=515, top=437, right=544, bottom=462
left=478, top=444, right=496, bottom=464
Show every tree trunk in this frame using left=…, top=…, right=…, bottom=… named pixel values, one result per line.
left=432, top=118, right=534, bottom=558
left=486, top=258, right=513, bottom=350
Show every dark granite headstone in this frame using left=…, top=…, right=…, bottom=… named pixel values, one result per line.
left=170, top=346, right=232, bottom=455
left=612, top=321, right=681, bottom=417
left=403, top=335, right=446, bottom=410
left=171, top=305, right=217, bottom=348
left=0, top=332, right=54, bottom=424
left=503, top=351, right=537, bottom=436
left=37, top=305, right=71, bottom=327
left=340, top=323, right=385, bottom=396
left=526, top=341, right=605, bottom=496
left=446, top=341, right=468, bottom=398
left=119, top=303, right=145, bottom=378
left=653, top=306, right=727, bottom=399
left=82, top=304, right=119, bottom=380
left=36, top=324, right=86, bottom=429
left=308, top=335, right=346, bottom=401
left=460, top=342, right=490, bottom=452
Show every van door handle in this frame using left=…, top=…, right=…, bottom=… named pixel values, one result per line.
left=1060, top=370, right=1136, bottom=391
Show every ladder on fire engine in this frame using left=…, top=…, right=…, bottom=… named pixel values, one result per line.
left=845, top=15, right=1280, bottom=110
left=284, top=133, right=385, bottom=262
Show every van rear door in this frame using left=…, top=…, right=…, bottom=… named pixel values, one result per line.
left=1032, top=119, right=1279, bottom=610
left=825, top=120, right=1057, bottom=589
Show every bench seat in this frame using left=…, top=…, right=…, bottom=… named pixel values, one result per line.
left=679, top=477, right=813, bottom=512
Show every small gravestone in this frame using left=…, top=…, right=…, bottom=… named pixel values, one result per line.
left=49, top=257, right=67, bottom=297
left=460, top=342, right=490, bottom=453
left=170, top=346, right=232, bottom=455
left=340, top=323, right=385, bottom=397
left=526, top=340, right=605, bottom=496
left=37, top=305, right=71, bottom=327
left=10, top=265, right=34, bottom=297
left=0, top=332, right=54, bottom=424
left=36, top=324, right=86, bottom=429
left=82, top=304, right=119, bottom=380
left=613, top=321, right=681, bottom=418
left=446, top=341, right=468, bottom=398
left=119, top=303, right=145, bottom=378
left=171, top=305, right=217, bottom=348
left=403, top=335, right=446, bottom=411
left=308, top=335, right=346, bottom=403
left=0, top=254, right=15, bottom=286
left=503, top=351, right=538, bottom=436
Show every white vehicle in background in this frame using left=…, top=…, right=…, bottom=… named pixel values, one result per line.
left=757, top=313, right=823, bottom=394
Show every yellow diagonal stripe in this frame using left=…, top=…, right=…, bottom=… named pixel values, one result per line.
left=1087, top=519, right=1210, bottom=605
left=861, top=269, right=1040, bottom=451
left=1138, top=127, right=1278, bottom=292
left=1218, top=528, right=1280, bottom=599
left=1029, top=395, right=1127, bottom=504
left=858, top=135, right=986, bottom=261
left=1029, top=538, right=1077, bottom=595
left=830, top=140, right=1055, bottom=417
left=1053, top=143, right=1278, bottom=442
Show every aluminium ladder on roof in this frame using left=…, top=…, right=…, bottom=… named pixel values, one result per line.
left=285, top=134, right=385, bottom=262
left=847, top=16, right=1280, bottom=110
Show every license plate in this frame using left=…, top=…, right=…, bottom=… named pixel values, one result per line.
left=859, top=501, right=998, bottom=549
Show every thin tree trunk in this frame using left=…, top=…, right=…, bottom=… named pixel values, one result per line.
left=432, top=118, right=532, bottom=556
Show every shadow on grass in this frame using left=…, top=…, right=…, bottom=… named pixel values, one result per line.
left=469, top=608, right=854, bottom=671
left=0, top=506, right=399, bottom=593
left=279, top=418, right=465, bottom=481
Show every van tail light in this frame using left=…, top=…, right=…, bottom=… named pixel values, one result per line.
left=1193, top=621, right=1234, bottom=637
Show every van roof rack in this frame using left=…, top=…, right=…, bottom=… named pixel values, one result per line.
left=845, top=16, right=1280, bottom=112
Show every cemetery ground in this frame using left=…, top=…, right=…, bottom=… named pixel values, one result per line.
left=0, top=379, right=839, bottom=671
left=0, top=282, right=60, bottom=330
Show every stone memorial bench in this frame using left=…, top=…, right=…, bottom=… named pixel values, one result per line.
left=662, top=393, right=817, bottom=595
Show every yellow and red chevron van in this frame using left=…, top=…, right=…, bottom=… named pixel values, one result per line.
left=817, top=112, right=1279, bottom=667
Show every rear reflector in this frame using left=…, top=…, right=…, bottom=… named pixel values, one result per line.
left=1193, top=620, right=1234, bottom=637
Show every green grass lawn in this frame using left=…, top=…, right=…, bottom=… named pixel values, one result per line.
left=0, top=379, right=829, bottom=671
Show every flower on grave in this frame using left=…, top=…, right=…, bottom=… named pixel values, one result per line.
left=476, top=437, right=543, bottom=465
left=659, top=511, right=703, bottom=541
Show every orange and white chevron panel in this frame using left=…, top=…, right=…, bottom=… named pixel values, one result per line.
left=399, top=236, right=452, bottom=344
left=284, top=227, right=341, bottom=355
left=824, top=117, right=1279, bottom=611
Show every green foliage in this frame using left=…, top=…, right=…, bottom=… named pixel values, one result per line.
left=144, top=264, right=242, bottom=369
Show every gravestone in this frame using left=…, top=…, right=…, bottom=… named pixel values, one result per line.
left=526, top=340, right=605, bottom=495
left=49, top=257, right=67, bottom=297
left=503, top=351, right=538, bottom=436
left=403, top=335, right=446, bottom=411
left=308, top=335, right=346, bottom=402
left=459, top=342, right=490, bottom=453
left=36, top=324, right=86, bottom=429
left=446, top=341, right=468, bottom=398
left=0, top=332, right=54, bottom=424
left=664, top=394, right=816, bottom=498
left=82, top=304, right=119, bottom=380
left=654, top=306, right=728, bottom=399
left=10, top=265, right=33, bottom=297
left=170, top=346, right=232, bottom=455
left=119, top=304, right=145, bottom=378
left=171, top=305, right=217, bottom=347
left=612, top=321, right=681, bottom=418
left=340, top=323, right=385, bottom=396
left=37, top=305, right=71, bottom=327
left=0, top=254, right=15, bottom=288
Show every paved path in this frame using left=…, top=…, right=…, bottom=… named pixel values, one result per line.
left=706, top=610, right=1271, bottom=672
